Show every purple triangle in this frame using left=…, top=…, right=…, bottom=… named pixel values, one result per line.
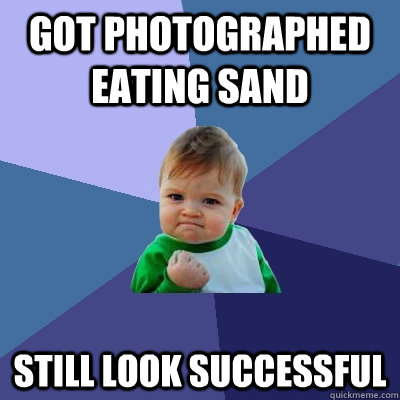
left=0, top=267, right=223, bottom=400
left=216, top=226, right=400, bottom=399
left=239, top=74, right=400, bottom=265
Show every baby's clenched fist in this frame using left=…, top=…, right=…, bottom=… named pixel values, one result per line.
left=167, top=250, right=209, bottom=289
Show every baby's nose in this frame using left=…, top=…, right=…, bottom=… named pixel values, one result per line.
left=182, top=201, right=201, bottom=216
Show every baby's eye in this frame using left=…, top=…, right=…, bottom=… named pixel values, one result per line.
left=169, top=194, right=183, bottom=201
left=203, top=198, right=219, bottom=205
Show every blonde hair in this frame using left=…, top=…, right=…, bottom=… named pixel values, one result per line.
left=159, top=126, right=248, bottom=197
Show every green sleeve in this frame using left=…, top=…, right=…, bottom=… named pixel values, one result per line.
left=130, top=243, right=200, bottom=293
left=256, top=243, right=281, bottom=294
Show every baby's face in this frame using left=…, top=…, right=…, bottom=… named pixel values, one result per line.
left=159, top=167, right=243, bottom=244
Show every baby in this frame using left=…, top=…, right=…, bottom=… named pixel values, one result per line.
left=131, top=126, right=280, bottom=293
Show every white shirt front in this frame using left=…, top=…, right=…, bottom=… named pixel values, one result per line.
left=192, top=227, right=265, bottom=293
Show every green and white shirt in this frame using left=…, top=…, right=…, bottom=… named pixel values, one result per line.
left=131, top=224, right=281, bottom=293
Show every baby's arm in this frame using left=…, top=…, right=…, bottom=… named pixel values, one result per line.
left=255, top=243, right=281, bottom=293
left=131, top=246, right=209, bottom=293
left=167, top=251, right=209, bottom=290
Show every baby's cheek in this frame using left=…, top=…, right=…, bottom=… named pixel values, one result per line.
left=208, top=214, right=229, bottom=237
left=160, top=208, right=176, bottom=233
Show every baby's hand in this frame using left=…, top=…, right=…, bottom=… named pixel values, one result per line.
left=167, top=251, right=209, bottom=290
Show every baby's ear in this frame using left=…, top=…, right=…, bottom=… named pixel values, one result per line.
left=231, top=198, right=244, bottom=222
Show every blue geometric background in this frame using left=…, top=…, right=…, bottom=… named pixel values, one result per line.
left=1, top=1, right=399, bottom=399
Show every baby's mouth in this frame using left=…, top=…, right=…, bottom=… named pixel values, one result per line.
left=178, top=221, right=203, bottom=227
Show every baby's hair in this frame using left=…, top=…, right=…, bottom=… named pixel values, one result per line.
left=159, top=126, right=248, bottom=197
